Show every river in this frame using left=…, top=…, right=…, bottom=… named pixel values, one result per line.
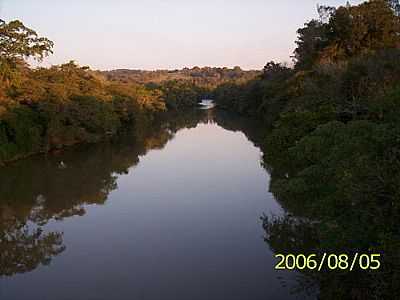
left=0, top=109, right=312, bottom=300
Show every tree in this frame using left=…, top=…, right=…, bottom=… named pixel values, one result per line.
left=262, top=61, right=292, bottom=80
left=294, top=0, right=400, bottom=68
left=317, top=5, right=336, bottom=23
left=293, top=20, right=329, bottom=70
left=0, top=19, right=53, bottom=89
left=0, top=19, right=53, bottom=63
left=325, top=0, right=400, bottom=61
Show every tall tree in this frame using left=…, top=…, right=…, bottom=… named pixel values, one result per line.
left=294, top=0, right=400, bottom=68
left=0, top=19, right=53, bottom=88
left=0, top=19, right=53, bottom=63
left=293, top=20, right=329, bottom=70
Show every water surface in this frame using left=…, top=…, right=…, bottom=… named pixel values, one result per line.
left=0, top=110, right=305, bottom=300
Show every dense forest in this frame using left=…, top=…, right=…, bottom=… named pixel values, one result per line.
left=213, top=0, right=400, bottom=298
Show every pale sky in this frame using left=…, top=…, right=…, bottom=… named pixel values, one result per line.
left=1, top=0, right=363, bottom=70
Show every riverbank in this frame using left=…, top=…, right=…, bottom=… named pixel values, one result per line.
left=212, top=2, right=400, bottom=298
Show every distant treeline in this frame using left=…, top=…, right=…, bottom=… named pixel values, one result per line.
left=101, top=67, right=260, bottom=88
left=213, top=1, right=400, bottom=298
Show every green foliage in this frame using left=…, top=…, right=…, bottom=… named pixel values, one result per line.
left=158, top=80, right=204, bottom=110
left=262, top=119, right=400, bottom=298
left=0, top=106, right=44, bottom=162
left=214, top=62, right=294, bottom=122
left=213, top=81, right=251, bottom=113
left=294, top=20, right=330, bottom=70
left=0, top=19, right=53, bottom=92
left=0, top=19, right=53, bottom=63
left=295, top=0, right=400, bottom=68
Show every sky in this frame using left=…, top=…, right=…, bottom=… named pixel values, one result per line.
left=1, top=0, right=363, bottom=70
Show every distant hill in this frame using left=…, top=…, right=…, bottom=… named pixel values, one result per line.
left=99, top=67, right=261, bottom=88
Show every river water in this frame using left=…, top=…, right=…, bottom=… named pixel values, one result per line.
left=0, top=109, right=311, bottom=300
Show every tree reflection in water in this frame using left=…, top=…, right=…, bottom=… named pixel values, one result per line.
left=0, top=109, right=207, bottom=277
left=0, top=217, right=65, bottom=277
left=260, top=164, right=400, bottom=298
